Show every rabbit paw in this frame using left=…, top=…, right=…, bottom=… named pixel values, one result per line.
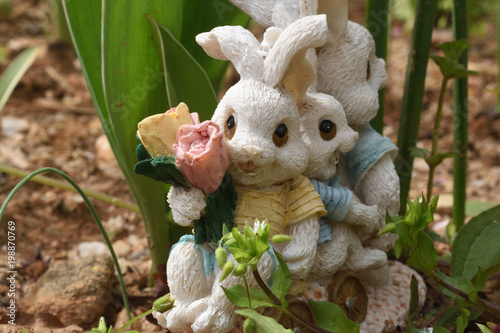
left=190, top=303, right=236, bottom=333
left=168, top=186, right=207, bottom=226
left=344, top=199, right=379, bottom=241
left=153, top=304, right=191, bottom=332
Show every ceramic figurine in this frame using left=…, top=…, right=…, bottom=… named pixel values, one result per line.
left=228, top=0, right=428, bottom=332
left=139, top=15, right=331, bottom=333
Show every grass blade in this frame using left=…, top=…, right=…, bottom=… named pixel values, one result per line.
left=0, top=46, right=39, bottom=112
left=396, top=0, right=438, bottom=214
left=451, top=0, right=469, bottom=231
left=366, top=0, right=389, bottom=134
left=0, top=167, right=131, bottom=320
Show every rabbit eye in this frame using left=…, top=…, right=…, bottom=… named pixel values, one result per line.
left=366, top=61, right=371, bottom=80
left=319, top=120, right=337, bottom=141
left=273, top=123, right=288, bottom=147
left=225, top=115, right=236, bottom=140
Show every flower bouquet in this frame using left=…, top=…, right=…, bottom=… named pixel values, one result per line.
left=135, top=102, right=237, bottom=243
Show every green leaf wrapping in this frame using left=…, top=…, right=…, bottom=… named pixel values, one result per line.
left=194, top=172, right=237, bottom=244
left=134, top=144, right=188, bottom=188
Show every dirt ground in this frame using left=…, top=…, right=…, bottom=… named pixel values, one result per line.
left=0, top=0, right=499, bottom=332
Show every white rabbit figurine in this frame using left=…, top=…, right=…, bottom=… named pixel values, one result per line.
left=155, top=15, right=329, bottom=333
left=230, top=0, right=400, bottom=284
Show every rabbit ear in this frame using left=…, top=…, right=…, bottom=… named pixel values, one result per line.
left=283, top=49, right=316, bottom=107
left=263, top=14, right=328, bottom=87
left=318, top=0, right=348, bottom=41
left=230, top=0, right=276, bottom=27
left=196, top=26, right=264, bottom=80
left=299, top=0, right=318, bottom=16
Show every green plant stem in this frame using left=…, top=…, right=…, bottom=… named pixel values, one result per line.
left=366, top=0, right=389, bottom=134
left=427, top=298, right=455, bottom=327
left=0, top=163, right=140, bottom=213
left=397, top=0, right=437, bottom=215
left=251, top=269, right=330, bottom=333
left=428, top=270, right=500, bottom=315
left=427, top=78, right=450, bottom=199
left=0, top=167, right=131, bottom=321
left=116, top=308, right=154, bottom=333
left=242, top=274, right=252, bottom=309
left=452, top=0, right=469, bottom=231
left=252, top=269, right=281, bottom=306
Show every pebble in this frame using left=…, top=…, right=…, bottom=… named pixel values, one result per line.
left=1, top=116, right=29, bottom=137
left=95, top=134, right=123, bottom=179
left=78, top=241, right=110, bottom=259
left=33, top=255, right=119, bottom=327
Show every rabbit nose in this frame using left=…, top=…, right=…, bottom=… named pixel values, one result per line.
left=243, top=145, right=262, bottom=158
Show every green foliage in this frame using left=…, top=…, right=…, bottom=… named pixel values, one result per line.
left=218, top=222, right=275, bottom=278
left=430, top=40, right=478, bottom=80
left=63, top=0, right=248, bottom=277
left=222, top=248, right=291, bottom=309
left=0, top=46, right=39, bottom=112
left=380, top=195, right=438, bottom=273
left=396, top=0, right=437, bottom=214
left=309, top=301, right=360, bottom=333
left=146, top=15, right=218, bottom=120
left=235, top=309, right=294, bottom=333
left=451, top=205, right=500, bottom=279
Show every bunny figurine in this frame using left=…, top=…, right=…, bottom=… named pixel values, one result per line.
left=230, top=0, right=399, bottom=285
left=154, top=15, right=330, bottom=333
left=280, top=45, right=388, bottom=281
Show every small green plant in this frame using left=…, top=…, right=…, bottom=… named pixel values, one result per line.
left=381, top=196, right=500, bottom=331
left=215, top=221, right=360, bottom=333
left=87, top=295, right=174, bottom=333
left=410, top=40, right=478, bottom=236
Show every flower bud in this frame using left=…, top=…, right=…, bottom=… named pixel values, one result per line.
left=220, top=261, right=234, bottom=282
left=153, top=293, right=175, bottom=312
left=215, top=247, right=227, bottom=269
left=271, top=235, right=293, bottom=244
left=233, top=263, right=248, bottom=276
left=243, top=318, right=257, bottom=333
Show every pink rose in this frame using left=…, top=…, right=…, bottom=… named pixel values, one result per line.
left=173, top=121, right=229, bottom=193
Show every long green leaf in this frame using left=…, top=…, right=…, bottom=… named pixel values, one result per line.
left=0, top=46, right=39, bottom=112
left=64, top=0, right=175, bottom=279
left=178, top=0, right=249, bottom=90
left=366, top=0, right=389, bottom=134
left=101, top=1, right=176, bottom=276
left=451, top=205, right=500, bottom=279
left=452, top=0, right=469, bottom=231
left=147, top=16, right=217, bottom=121
left=396, top=0, right=437, bottom=214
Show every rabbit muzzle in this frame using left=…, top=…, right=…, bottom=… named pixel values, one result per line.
left=237, top=161, right=258, bottom=175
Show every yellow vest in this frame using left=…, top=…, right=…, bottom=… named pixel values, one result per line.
left=234, top=175, right=327, bottom=236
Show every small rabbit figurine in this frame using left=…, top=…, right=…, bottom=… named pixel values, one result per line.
left=279, top=46, right=388, bottom=281
left=155, top=15, right=330, bottom=333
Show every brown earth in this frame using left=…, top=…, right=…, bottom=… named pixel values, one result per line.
left=0, top=0, right=499, bottom=332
